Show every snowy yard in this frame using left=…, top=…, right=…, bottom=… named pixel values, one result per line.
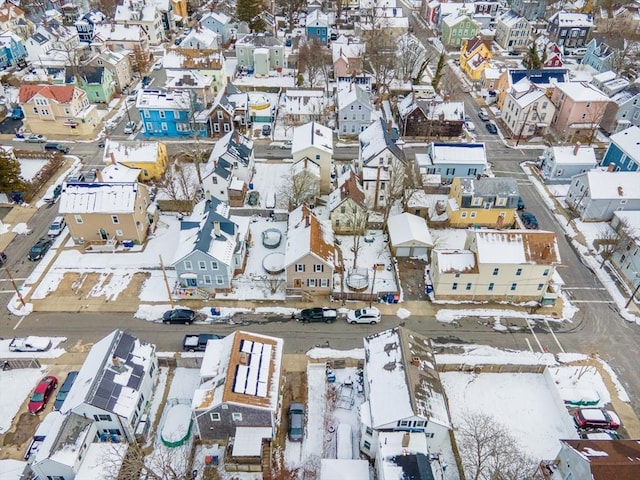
left=0, top=368, right=46, bottom=433
left=18, top=158, right=49, bottom=182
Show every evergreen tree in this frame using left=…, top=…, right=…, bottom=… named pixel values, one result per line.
left=524, top=43, right=542, bottom=70
left=236, top=0, right=263, bottom=31
left=0, top=150, right=28, bottom=194
left=431, top=50, right=447, bottom=92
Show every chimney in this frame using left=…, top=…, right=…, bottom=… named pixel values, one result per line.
left=607, top=163, right=615, bottom=172
left=402, top=432, right=410, bottom=448
left=213, top=220, right=221, bottom=237
left=387, top=120, right=392, bottom=132
left=205, top=190, right=211, bottom=201
left=618, top=186, right=624, bottom=197
left=573, top=142, right=581, bottom=156
left=112, top=356, right=120, bottom=367
left=110, top=152, right=116, bottom=165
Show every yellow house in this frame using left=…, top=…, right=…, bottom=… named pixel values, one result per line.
left=103, top=140, right=169, bottom=181
left=459, top=37, right=492, bottom=82
left=446, top=177, right=519, bottom=228
left=170, top=0, right=188, bottom=20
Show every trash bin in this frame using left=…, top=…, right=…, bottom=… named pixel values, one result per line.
left=122, top=240, right=134, bottom=248
left=210, top=307, right=221, bottom=316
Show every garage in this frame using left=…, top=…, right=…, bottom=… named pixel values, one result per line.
left=386, top=213, right=433, bottom=258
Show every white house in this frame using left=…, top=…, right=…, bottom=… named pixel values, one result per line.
left=292, top=121, right=334, bottom=194
left=386, top=213, right=433, bottom=257
left=115, top=0, right=165, bottom=45
left=336, top=83, right=374, bottom=136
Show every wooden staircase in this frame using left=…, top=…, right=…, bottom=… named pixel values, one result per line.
left=261, top=438, right=272, bottom=480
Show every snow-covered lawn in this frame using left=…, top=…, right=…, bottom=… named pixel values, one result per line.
left=251, top=161, right=292, bottom=210
left=0, top=368, right=46, bottom=433
left=18, top=158, right=48, bottom=182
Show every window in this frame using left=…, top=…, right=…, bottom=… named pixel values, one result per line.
left=210, top=412, right=221, bottom=421
left=466, top=282, right=472, bottom=290
left=137, top=396, right=144, bottom=412
left=425, top=432, right=435, bottom=438
left=161, top=122, right=168, bottom=131
left=488, top=282, right=495, bottom=291
left=363, top=440, right=371, bottom=449
left=159, top=111, right=166, bottom=118
left=75, top=215, right=83, bottom=224
left=184, top=260, right=193, bottom=270
left=314, top=264, right=323, bottom=272
left=543, top=268, right=550, bottom=276
left=493, top=267, right=499, bottom=276
left=307, top=278, right=316, bottom=287
left=365, top=426, right=373, bottom=435
left=223, top=123, right=231, bottom=132
left=461, top=212, right=468, bottom=218
left=211, top=261, right=219, bottom=270
left=146, top=122, right=153, bottom=130
left=510, top=283, right=517, bottom=291
left=516, top=268, right=522, bottom=276
left=296, top=264, right=305, bottom=272
left=232, top=412, right=243, bottom=421
left=537, top=283, right=544, bottom=290
left=470, top=212, right=477, bottom=218
left=216, top=276, right=224, bottom=285
left=199, top=261, right=206, bottom=270
left=398, top=420, right=410, bottom=427
left=93, top=414, right=112, bottom=421
left=115, top=229, right=123, bottom=237
left=111, top=215, right=120, bottom=224
left=320, top=278, right=329, bottom=287
left=213, top=123, right=220, bottom=132
left=203, top=275, right=212, bottom=284
left=217, top=111, right=223, bottom=119
left=452, top=282, right=458, bottom=290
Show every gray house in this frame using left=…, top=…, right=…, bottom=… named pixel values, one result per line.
left=235, top=33, right=284, bottom=74
left=566, top=171, right=640, bottom=221
left=336, top=83, right=374, bottom=136
left=548, top=11, right=593, bottom=50
left=610, top=211, right=640, bottom=296
left=192, top=330, right=283, bottom=445
left=172, top=198, right=249, bottom=294
left=200, top=11, right=235, bottom=44
left=539, top=144, right=597, bottom=183
left=600, top=82, right=640, bottom=134
left=510, top=0, right=547, bottom=21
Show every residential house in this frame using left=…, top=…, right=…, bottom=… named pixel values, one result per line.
left=544, top=43, right=565, bottom=68
left=163, top=48, right=226, bottom=95
left=358, top=118, right=407, bottom=210
left=209, top=83, right=249, bottom=136
left=150, top=0, right=175, bottom=34
left=430, top=229, right=561, bottom=303
left=75, top=9, right=106, bottom=44
left=357, top=8, right=409, bottom=40
left=566, top=171, right=640, bottom=221
left=235, top=33, right=284, bottom=76
left=170, top=0, right=188, bottom=20
left=550, top=82, right=610, bottom=141
left=510, top=0, right=547, bottom=21
left=548, top=12, right=594, bottom=50
left=165, top=70, right=215, bottom=106
left=441, top=10, right=481, bottom=48
left=495, top=68, right=568, bottom=111
left=0, top=30, right=26, bottom=68
left=283, top=88, right=329, bottom=125
left=600, top=125, right=640, bottom=172
left=397, top=96, right=466, bottom=138
left=0, top=1, right=31, bottom=41
left=469, top=1, right=501, bottom=29
left=115, top=0, right=165, bottom=45
left=386, top=213, right=433, bottom=257
left=192, top=331, right=283, bottom=444
left=595, top=4, right=640, bottom=38
left=374, top=431, right=442, bottom=480
left=599, top=82, right=640, bottom=134
left=30, top=413, right=99, bottom=480
left=18, top=84, right=101, bottom=137
left=582, top=36, right=622, bottom=73
left=200, top=11, right=234, bottom=44
left=79, top=65, right=115, bottom=104
left=284, top=205, right=335, bottom=297
left=136, top=88, right=206, bottom=138
left=539, top=144, right=597, bottom=182
left=172, top=197, right=249, bottom=294
left=92, top=23, right=150, bottom=74
left=328, top=169, right=367, bottom=235
left=305, top=9, right=328, bottom=44
left=542, top=439, right=640, bottom=480
left=610, top=211, right=640, bottom=300
left=59, top=164, right=157, bottom=245
left=419, top=142, right=488, bottom=184
left=201, top=129, right=254, bottom=206
left=332, top=41, right=365, bottom=79
left=292, top=121, right=333, bottom=194
left=495, top=12, right=532, bottom=52
left=336, top=83, right=373, bottom=136
left=459, top=36, right=492, bottom=82
left=178, top=25, right=220, bottom=50
left=501, top=77, right=556, bottom=140
left=102, top=140, right=169, bottom=181
left=59, top=329, right=158, bottom=443
left=446, top=176, right=520, bottom=228
left=360, top=327, right=451, bottom=460
left=481, top=68, right=501, bottom=100
left=25, top=20, right=80, bottom=64
left=87, top=48, right=133, bottom=94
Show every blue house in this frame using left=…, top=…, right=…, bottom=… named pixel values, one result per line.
left=136, top=89, right=209, bottom=138
left=418, top=143, right=488, bottom=184
left=0, top=31, right=27, bottom=69
left=200, top=11, right=234, bottom=43
left=75, top=9, right=106, bottom=44
left=172, top=198, right=249, bottom=295
left=600, top=125, right=640, bottom=172
left=306, top=9, right=328, bottom=44
left=582, top=36, right=621, bottom=74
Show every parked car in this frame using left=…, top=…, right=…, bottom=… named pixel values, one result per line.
left=162, top=308, right=196, bottom=324
left=281, top=140, right=292, bottom=149
left=574, top=408, right=621, bottom=430
left=28, top=238, right=53, bottom=261
left=464, top=121, right=476, bottom=132
left=288, top=403, right=305, bottom=441
left=517, top=197, right=525, bottom=211
left=0, top=251, right=6, bottom=267
left=478, top=110, right=490, bottom=121
left=262, top=124, right=271, bottom=137
left=66, top=173, right=85, bottom=183
left=297, top=307, right=338, bottom=323
left=28, top=376, right=58, bottom=414
left=183, top=333, right=225, bottom=352
left=346, top=307, right=381, bottom=325
left=127, top=90, right=138, bottom=102
left=9, top=336, right=52, bottom=352
left=44, top=143, right=69, bottom=154
left=141, top=76, right=152, bottom=87
left=84, top=168, right=98, bottom=183
left=53, top=371, right=79, bottom=411
left=486, top=121, right=498, bottom=134
left=124, top=121, right=137, bottom=134
left=25, top=134, right=47, bottom=143
left=579, top=430, right=622, bottom=440
left=47, top=216, right=66, bottom=237
left=520, top=212, right=538, bottom=229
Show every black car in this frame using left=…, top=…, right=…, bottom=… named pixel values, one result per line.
left=486, top=121, right=498, bottom=134
left=517, top=197, right=525, bottom=211
left=0, top=251, right=6, bottom=267
left=142, top=76, right=152, bottom=87
left=28, top=238, right=53, bottom=261
left=163, top=308, right=196, bottom=324
left=296, top=307, right=338, bottom=323
left=53, top=371, right=79, bottom=411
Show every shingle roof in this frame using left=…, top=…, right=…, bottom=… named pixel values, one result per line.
left=562, top=439, right=640, bottom=480
left=18, top=84, right=76, bottom=104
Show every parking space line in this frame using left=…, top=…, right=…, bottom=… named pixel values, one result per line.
left=13, top=316, right=25, bottom=330
left=527, top=322, right=544, bottom=353
left=544, top=319, right=565, bottom=353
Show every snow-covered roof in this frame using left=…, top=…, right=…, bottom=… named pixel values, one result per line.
left=555, top=82, right=609, bottom=103
left=306, top=9, right=328, bottom=26
left=103, top=140, right=160, bottom=165
left=469, top=230, right=561, bottom=265
left=60, top=330, right=155, bottom=419
left=549, top=145, right=597, bottom=165
left=550, top=11, right=593, bottom=28
left=136, top=88, right=192, bottom=110
left=359, top=118, right=404, bottom=165
left=581, top=171, right=640, bottom=200
left=201, top=10, right=231, bottom=25
left=292, top=121, right=333, bottom=155
left=428, top=142, right=487, bottom=166
left=284, top=205, right=334, bottom=267
left=75, top=443, right=127, bottom=480
left=115, top=3, right=157, bottom=23
left=387, top=213, right=433, bottom=248
left=363, top=327, right=450, bottom=429
left=331, top=42, right=364, bottom=62
left=193, top=330, right=283, bottom=412
left=59, top=182, right=141, bottom=214
left=232, top=427, right=273, bottom=456
left=206, top=129, right=254, bottom=169
left=510, top=78, right=547, bottom=108
left=434, top=249, right=477, bottom=273
left=337, top=83, right=372, bottom=111
left=33, top=413, right=93, bottom=466
left=180, top=27, right=220, bottom=49
left=321, top=459, right=370, bottom=480
left=498, top=11, right=525, bottom=27
left=459, top=177, right=519, bottom=197
left=609, top=125, right=640, bottom=163
left=162, top=48, right=225, bottom=70
left=93, top=23, right=144, bottom=41
left=283, top=88, right=327, bottom=116
left=99, top=163, right=141, bottom=182
left=377, top=431, right=434, bottom=480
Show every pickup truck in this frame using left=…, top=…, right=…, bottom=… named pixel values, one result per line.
left=182, top=333, right=224, bottom=352
left=9, top=336, right=52, bottom=352
left=296, top=307, right=338, bottom=323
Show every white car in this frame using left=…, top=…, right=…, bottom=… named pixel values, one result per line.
left=124, top=121, right=137, bottom=134
left=346, top=307, right=381, bottom=324
left=47, top=216, right=66, bottom=237
left=464, top=121, right=476, bottom=132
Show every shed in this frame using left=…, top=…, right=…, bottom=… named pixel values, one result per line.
left=386, top=213, right=433, bottom=257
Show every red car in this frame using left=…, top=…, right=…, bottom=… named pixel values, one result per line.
left=573, top=408, right=621, bottom=430
left=28, top=376, right=58, bottom=414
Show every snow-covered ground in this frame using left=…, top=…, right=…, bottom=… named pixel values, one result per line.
left=18, top=158, right=48, bottom=182
left=0, top=368, right=47, bottom=433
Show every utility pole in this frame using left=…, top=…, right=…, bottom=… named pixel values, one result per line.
left=4, top=266, right=25, bottom=308
left=369, top=264, right=378, bottom=308
left=625, top=274, right=640, bottom=309
left=159, top=255, right=174, bottom=308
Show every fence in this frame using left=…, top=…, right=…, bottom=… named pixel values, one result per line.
left=436, top=363, right=547, bottom=374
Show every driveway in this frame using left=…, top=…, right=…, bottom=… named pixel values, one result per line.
left=396, top=258, right=428, bottom=301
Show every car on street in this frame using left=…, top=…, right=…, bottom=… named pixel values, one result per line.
left=48, top=216, right=66, bottom=237
left=183, top=333, right=225, bottom=352
left=124, top=121, right=137, bottom=134
left=28, top=376, right=58, bottom=414
left=281, top=139, right=292, bottom=149
left=520, top=212, right=538, bottom=229
left=25, top=134, right=47, bottom=143
left=0, top=251, right=6, bottom=267
left=486, top=121, right=498, bottom=134
left=28, top=238, right=53, bottom=261
left=464, top=121, right=476, bottom=132
left=141, top=76, right=152, bottom=87
left=162, top=308, right=196, bottom=324
left=53, top=371, right=79, bottom=411
left=346, top=307, right=381, bottom=325
left=296, top=307, right=338, bottom=323
left=517, top=197, right=525, bottom=211
left=152, top=60, right=163, bottom=70
left=478, top=110, right=490, bottom=121
left=44, top=143, right=70, bottom=154
left=574, top=408, right=621, bottom=430
left=288, top=402, right=305, bottom=441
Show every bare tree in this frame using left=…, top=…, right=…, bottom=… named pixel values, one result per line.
left=361, top=10, right=396, bottom=95
left=102, top=439, right=193, bottom=480
left=278, top=165, right=319, bottom=210
left=382, top=159, right=413, bottom=224
left=297, top=37, right=330, bottom=88
left=596, top=219, right=637, bottom=268
left=133, top=44, right=151, bottom=75
left=340, top=204, right=369, bottom=269
left=277, top=0, right=306, bottom=29
left=458, top=411, right=542, bottom=480
left=160, top=160, right=200, bottom=213
left=582, top=100, right=609, bottom=144
left=177, top=92, right=212, bottom=184
left=396, top=34, right=430, bottom=83
left=262, top=274, right=286, bottom=295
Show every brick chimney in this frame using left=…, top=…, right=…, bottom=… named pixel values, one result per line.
left=573, top=142, right=581, bottom=156
left=618, top=186, right=624, bottom=197
left=110, top=152, right=116, bottom=165
left=387, top=120, right=392, bottom=132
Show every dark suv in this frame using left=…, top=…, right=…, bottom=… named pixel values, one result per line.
left=162, top=308, right=196, bottom=324
left=44, top=143, right=70, bottom=154
left=296, top=307, right=337, bottom=323
left=53, top=371, right=79, bottom=411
